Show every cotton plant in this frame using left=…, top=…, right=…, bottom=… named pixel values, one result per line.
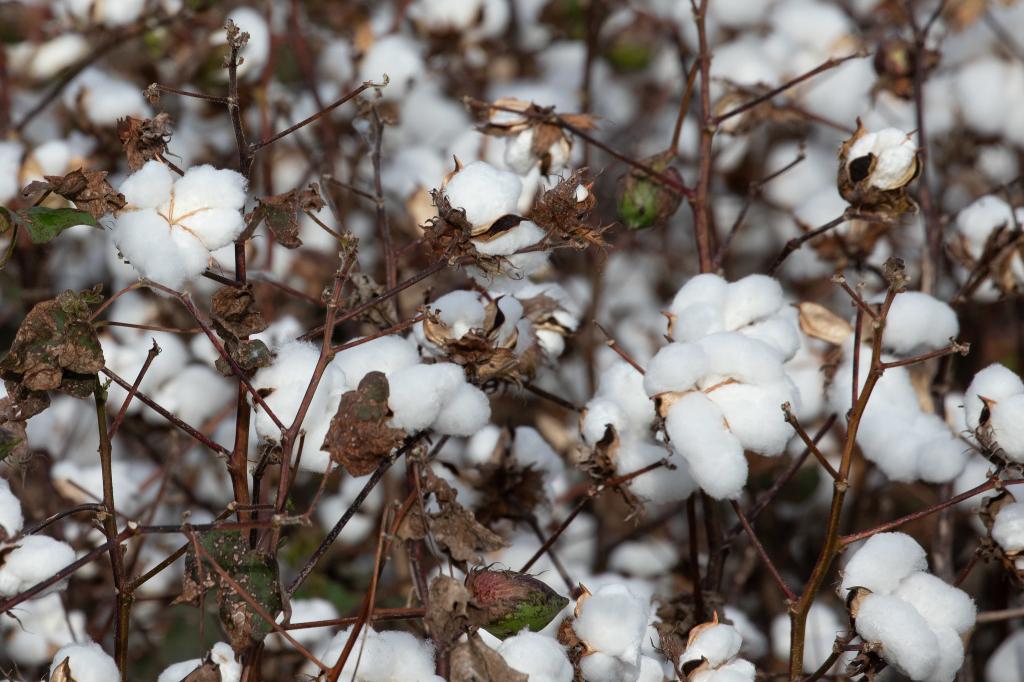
left=157, top=642, right=241, bottom=682
left=991, top=501, right=1024, bottom=573
left=495, top=630, right=574, bottom=682
left=963, top=363, right=1024, bottom=463
left=840, top=532, right=976, bottom=681
left=1, top=593, right=88, bottom=666
left=953, top=195, right=1024, bottom=298
left=770, top=602, right=851, bottom=673
left=48, top=641, right=121, bottom=682
left=568, top=582, right=664, bottom=682
left=679, top=618, right=757, bottom=682
left=307, top=626, right=444, bottom=681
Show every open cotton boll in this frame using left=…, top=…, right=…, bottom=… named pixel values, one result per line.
left=573, top=582, right=650, bottom=665
left=892, top=572, right=976, bottom=635
left=158, top=659, right=203, bottom=682
left=846, top=127, right=918, bottom=190
left=986, top=630, right=1024, bottom=682
left=410, top=0, right=485, bottom=31
left=0, top=478, right=23, bottom=539
left=990, top=393, right=1024, bottom=461
left=333, top=334, right=421, bottom=391
left=359, top=34, right=425, bottom=99
left=388, top=363, right=466, bottom=432
left=963, top=363, right=1024, bottom=429
left=49, top=641, right=120, bottom=682
left=431, top=382, right=490, bottom=436
left=473, top=220, right=546, bottom=257
left=643, top=341, right=709, bottom=396
left=595, top=361, right=655, bottom=434
left=608, top=539, right=678, bottom=578
left=51, top=460, right=156, bottom=517
left=147, top=365, right=234, bottom=428
left=681, top=623, right=744, bottom=668
left=855, top=409, right=924, bottom=482
left=420, top=290, right=488, bottom=342
left=2, top=593, right=87, bottom=666
left=273, top=599, right=339, bottom=650
left=120, top=157, right=175, bottom=208
left=443, top=161, right=522, bottom=230
left=379, top=631, right=443, bottom=682
left=690, top=658, right=757, bottom=682
left=697, top=333, right=786, bottom=388
left=617, top=439, right=697, bottom=505
left=707, top=380, right=796, bottom=455
left=956, top=195, right=1015, bottom=259
left=579, top=651, right=640, bottom=682
left=581, top=397, right=626, bottom=445
left=0, top=535, right=76, bottom=596
left=665, top=392, right=747, bottom=500
left=840, top=532, right=927, bottom=596
left=722, top=274, right=784, bottom=330
left=497, top=630, right=573, bottom=682
left=854, top=594, right=939, bottom=680
left=993, top=502, right=1024, bottom=553
left=743, top=314, right=801, bottom=361
left=879, top=292, right=959, bottom=355
left=8, top=34, right=90, bottom=81
left=928, top=625, right=966, bottom=682
left=65, top=69, right=149, bottom=126
left=223, top=7, right=270, bottom=78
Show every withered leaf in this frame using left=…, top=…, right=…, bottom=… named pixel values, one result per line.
left=117, top=114, right=172, bottom=171
left=450, top=634, right=528, bottom=682
left=252, top=184, right=325, bottom=248
left=322, top=371, right=404, bottom=476
left=22, top=168, right=125, bottom=220
left=212, top=285, right=268, bottom=339
left=426, top=575, right=472, bottom=647
left=0, top=402, right=28, bottom=473
left=0, top=289, right=104, bottom=408
left=404, top=470, right=506, bottom=562
left=796, top=302, right=853, bottom=344
left=181, top=662, right=222, bottom=682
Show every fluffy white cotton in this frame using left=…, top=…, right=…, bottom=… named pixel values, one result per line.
left=9, top=34, right=89, bottom=81
left=443, top=161, right=523, bottom=230
left=707, top=380, right=795, bottom=455
left=881, top=292, right=959, bottom=355
left=388, top=362, right=466, bottom=432
left=158, top=659, right=204, bottom=682
left=497, top=630, right=573, bottom=682
left=854, top=593, right=938, bottom=680
left=697, top=332, right=787, bottom=387
left=771, top=602, right=845, bottom=672
left=273, top=599, right=339, bottom=651
left=148, top=364, right=234, bottom=428
left=573, top=583, right=650, bottom=665
left=113, top=161, right=248, bottom=288
left=159, top=642, right=241, bottom=682
left=0, top=141, right=23, bottom=204
left=956, top=195, right=1016, bottom=259
left=360, top=35, right=425, bottom=99
left=431, top=382, right=491, bottom=436
left=723, top=274, right=784, bottom=330
left=643, top=342, right=709, bottom=396
left=681, top=623, right=744, bottom=668
left=856, top=410, right=969, bottom=483
left=986, top=630, right=1024, bottom=682
left=59, top=0, right=146, bottom=26
left=333, top=335, right=421, bottom=391
left=578, top=651, right=640, bottom=682
left=312, top=626, right=440, bottom=681
left=665, top=392, right=747, bottom=500
left=420, top=290, right=487, bottom=341
left=990, top=393, right=1024, bottom=461
left=593, top=361, right=654, bottom=436
left=0, top=535, right=77, bottom=596
left=51, top=460, right=157, bottom=517
left=840, top=532, right=928, bottom=596
left=892, top=572, right=976, bottom=635
left=581, top=398, right=626, bottom=445
left=964, top=364, right=1024, bottom=430
left=65, top=68, right=149, bottom=126
left=847, top=128, right=917, bottom=190
left=690, top=658, right=757, bottom=681
left=0, top=478, right=23, bottom=539
left=929, top=625, right=966, bottom=682
left=2, top=593, right=87, bottom=666
left=993, top=502, right=1024, bottom=554
left=410, top=0, right=485, bottom=31
left=616, top=440, right=698, bottom=505
left=473, top=220, right=546, bottom=257
left=225, top=7, right=271, bottom=78
left=49, top=641, right=120, bottom=682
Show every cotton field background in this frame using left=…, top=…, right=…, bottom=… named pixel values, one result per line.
left=2, top=0, right=1024, bottom=680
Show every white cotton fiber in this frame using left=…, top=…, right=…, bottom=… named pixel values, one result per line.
left=854, top=593, right=938, bottom=680
left=642, top=341, right=709, bottom=396
left=993, top=502, right=1024, bottom=553
left=472, top=220, right=546, bottom=257
left=0, top=479, right=23, bottom=539
left=956, top=195, right=1015, bottom=258
left=0, top=535, right=77, bottom=596
left=707, top=380, right=794, bottom=455
left=691, top=658, right=757, bottom=682
left=573, top=583, right=650, bottom=665
left=744, top=315, right=801, bottom=361
left=855, top=409, right=923, bottom=482
left=581, top=398, right=626, bottom=445
left=388, top=363, right=466, bottom=432
left=497, top=631, right=573, bottom=682
left=148, top=365, right=234, bottom=428
left=432, top=382, right=490, bottom=436
left=681, top=623, right=743, bottom=668
left=424, top=290, right=487, bottom=340
left=49, top=641, right=120, bottom=682
left=986, top=630, right=1024, bottom=682
left=927, top=625, right=966, bottom=682
left=595, top=361, right=655, bottom=434
left=963, top=363, right=1024, bottom=429
left=273, top=599, right=338, bottom=651
left=377, top=630, right=439, bottom=681
left=722, top=274, right=784, bottom=330
left=119, top=160, right=175, bottom=209
left=359, top=35, right=424, bottom=99
left=669, top=274, right=728, bottom=330
left=697, top=333, right=786, bottom=387
left=771, top=602, right=844, bottom=672
left=616, top=439, right=697, bottom=505
left=578, top=651, right=639, bottom=682
left=157, top=659, right=203, bottom=682
left=881, top=292, right=959, bottom=356
left=171, top=164, right=248, bottom=215
left=673, top=302, right=726, bottom=343
left=0, top=141, right=23, bottom=204
left=990, top=393, right=1024, bottom=461
left=443, top=161, right=522, bottom=230
left=665, top=392, right=747, bottom=500
left=893, top=571, right=976, bottom=635
left=333, top=335, right=421, bottom=391
left=917, top=428, right=970, bottom=484
left=840, top=532, right=927, bottom=596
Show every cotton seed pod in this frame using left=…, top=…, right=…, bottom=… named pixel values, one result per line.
left=616, top=151, right=683, bottom=230
left=466, top=568, right=570, bottom=639
left=837, top=121, right=920, bottom=214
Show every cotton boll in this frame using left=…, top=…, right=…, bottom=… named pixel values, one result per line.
left=617, top=439, right=697, bottom=505
left=927, top=626, right=966, bottom=682
left=669, top=274, right=728, bottom=334
left=113, top=206, right=204, bottom=288
left=642, top=341, right=709, bottom=396
left=319, top=39, right=355, bottom=84
left=65, top=69, right=150, bottom=126
left=2, top=593, right=87, bottom=666
left=374, top=629, right=439, bottom=681
left=839, top=532, right=927, bottom=596
left=608, top=539, right=678, bottom=578
left=963, top=364, right=1024, bottom=429
left=581, top=397, right=626, bottom=445
left=410, top=0, right=486, bottom=32
left=723, top=607, right=767, bottom=661
left=854, top=594, right=938, bottom=680
left=578, top=651, right=640, bottom=682
left=665, top=392, right=747, bottom=500
left=432, top=382, right=490, bottom=436
left=892, top=572, right=976, bottom=635
left=993, top=502, right=1024, bottom=553
left=120, top=160, right=175, bottom=209
left=0, top=141, right=24, bottom=204
left=359, top=34, right=425, bottom=99
left=171, top=164, right=248, bottom=214
left=51, top=460, right=157, bottom=517
left=743, top=315, right=801, bottom=361
left=690, top=658, right=757, bottom=682
left=723, top=274, right=784, bottom=330
left=595, top=361, right=655, bottom=434
left=147, top=365, right=234, bottom=428
left=225, top=7, right=271, bottom=78
left=697, top=333, right=786, bottom=387
left=271, top=599, right=339, bottom=651
left=0, top=478, right=23, bottom=539
left=955, top=58, right=1011, bottom=135
left=158, top=659, right=203, bottom=682
left=681, top=623, right=743, bottom=668
left=0, top=535, right=76, bottom=596
left=880, top=292, right=959, bottom=355
left=990, top=393, right=1024, bottom=461
left=443, top=161, right=522, bottom=230
left=573, top=582, right=650, bottom=665
left=915, top=427, right=969, bottom=484
left=771, top=602, right=845, bottom=671
left=208, top=642, right=242, bottom=682
left=473, top=220, right=545, bottom=257
left=333, top=334, right=421, bottom=391
left=956, top=195, right=1015, bottom=259
left=986, top=630, right=1024, bottom=682
left=855, top=409, right=924, bottom=482
left=49, top=641, right=120, bottom=682
left=497, top=631, right=573, bottom=682
left=59, top=0, right=146, bottom=26
left=388, top=363, right=466, bottom=432
left=707, top=380, right=795, bottom=455
left=9, top=34, right=90, bottom=81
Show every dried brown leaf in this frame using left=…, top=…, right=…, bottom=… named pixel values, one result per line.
left=797, top=302, right=853, bottom=344
left=21, top=169, right=125, bottom=220
left=212, top=285, right=268, bottom=339
left=426, top=575, right=472, bottom=647
left=322, top=372, right=405, bottom=476
left=253, top=184, right=325, bottom=248
left=117, top=114, right=172, bottom=171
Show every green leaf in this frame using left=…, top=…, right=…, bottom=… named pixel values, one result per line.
left=23, top=207, right=97, bottom=244
left=0, top=430, right=22, bottom=463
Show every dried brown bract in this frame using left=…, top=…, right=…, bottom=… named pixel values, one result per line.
left=117, top=114, right=172, bottom=171
left=321, top=371, right=405, bottom=476
left=21, top=169, right=125, bottom=219
left=250, top=184, right=326, bottom=249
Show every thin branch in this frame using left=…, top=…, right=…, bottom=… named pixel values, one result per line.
left=250, top=81, right=379, bottom=153
left=729, top=500, right=797, bottom=601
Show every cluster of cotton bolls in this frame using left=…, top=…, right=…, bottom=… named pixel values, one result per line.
left=827, top=291, right=969, bottom=483
left=840, top=532, right=976, bottom=682
left=963, top=363, right=1024, bottom=463
left=0, top=478, right=75, bottom=598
